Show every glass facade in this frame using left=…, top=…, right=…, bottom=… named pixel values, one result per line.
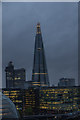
left=32, top=23, right=49, bottom=87
left=5, top=61, right=26, bottom=88
left=5, top=61, right=14, bottom=88
left=39, top=87, right=80, bottom=114
left=2, top=88, right=39, bottom=115
left=2, top=86, right=80, bottom=116
left=2, top=89, right=23, bottom=111
left=23, top=88, right=39, bottom=115
left=0, top=92, right=19, bottom=119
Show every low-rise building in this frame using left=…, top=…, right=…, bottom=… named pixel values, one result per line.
left=2, top=86, right=80, bottom=115
left=39, top=86, right=80, bottom=114
left=58, top=78, right=75, bottom=87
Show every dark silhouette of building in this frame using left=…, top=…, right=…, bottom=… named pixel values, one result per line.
left=32, top=23, right=50, bottom=87
left=5, top=61, right=26, bottom=88
left=58, top=78, right=75, bottom=87
left=14, top=68, right=25, bottom=88
left=5, top=61, right=14, bottom=88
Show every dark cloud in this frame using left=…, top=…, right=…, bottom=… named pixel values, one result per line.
left=2, top=2, right=78, bottom=87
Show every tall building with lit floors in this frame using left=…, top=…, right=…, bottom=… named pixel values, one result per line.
left=5, top=61, right=26, bottom=88
left=5, top=61, right=14, bottom=88
left=32, top=23, right=50, bottom=87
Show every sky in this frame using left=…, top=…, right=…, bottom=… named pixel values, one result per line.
left=2, top=2, right=78, bottom=87
left=0, top=2, right=2, bottom=88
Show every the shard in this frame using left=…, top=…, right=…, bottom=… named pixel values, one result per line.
left=32, top=23, right=50, bottom=87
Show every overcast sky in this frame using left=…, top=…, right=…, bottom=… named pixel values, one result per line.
left=2, top=2, right=78, bottom=87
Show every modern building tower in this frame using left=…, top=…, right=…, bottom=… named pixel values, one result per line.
left=5, top=61, right=26, bottom=88
left=32, top=23, right=50, bottom=87
left=14, top=68, right=26, bottom=88
left=5, top=61, right=14, bottom=88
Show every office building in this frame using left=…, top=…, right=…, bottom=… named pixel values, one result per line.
left=39, top=86, right=80, bottom=114
left=2, top=88, right=23, bottom=111
left=0, top=92, right=19, bottom=119
left=5, top=61, right=14, bottom=88
left=32, top=23, right=50, bottom=87
left=2, top=88, right=38, bottom=115
left=14, top=68, right=26, bottom=88
left=5, top=61, right=26, bottom=88
left=77, top=86, right=80, bottom=110
left=23, top=88, right=39, bottom=115
left=2, top=86, right=80, bottom=115
left=58, top=78, right=75, bottom=87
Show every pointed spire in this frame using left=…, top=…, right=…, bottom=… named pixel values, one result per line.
left=36, top=22, right=41, bottom=34
left=32, top=23, right=50, bottom=87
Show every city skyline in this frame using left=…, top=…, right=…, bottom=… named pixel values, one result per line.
left=2, top=2, right=78, bottom=87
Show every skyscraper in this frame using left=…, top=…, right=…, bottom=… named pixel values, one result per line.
left=5, top=61, right=26, bottom=88
left=5, top=61, right=14, bottom=88
left=32, top=23, right=50, bottom=87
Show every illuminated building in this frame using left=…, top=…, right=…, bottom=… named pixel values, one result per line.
left=2, top=88, right=39, bottom=115
left=77, top=87, right=80, bottom=110
left=5, top=61, right=14, bottom=88
left=58, top=78, right=75, bottom=87
left=32, top=23, right=50, bottom=87
left=39, top=86, right=80, bottom=114
left=23, top=88, right=39, bottom=115
left=2, top=88, right=23, bottom=111
left=0, top=92, right=19, bottom=119
left=2, top=86, right=80, bottom=115
left=14, top=68, right=26, bottom=88
left=5, top=61, right=26, bottom=88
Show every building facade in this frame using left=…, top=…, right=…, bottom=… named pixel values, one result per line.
left=0, top=93, right=19, bottom=119
left=14, top=68, right=26, bottom=88
left=2, top=86, right=80, bottom=115
left=2, top=88, right=23, bottom=111
left=23, top=88, right=39, bottom=115
left=58, top=78, right=75, bottom=87
left=32, top=23, right=50, bottom=87
left=2, top=88, right=39, bottom=115
left=39, top=87, right=80, bottom=114
left=5, top=61, right=26, bottom=88
left=5, top=61, right=14, bottom=88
